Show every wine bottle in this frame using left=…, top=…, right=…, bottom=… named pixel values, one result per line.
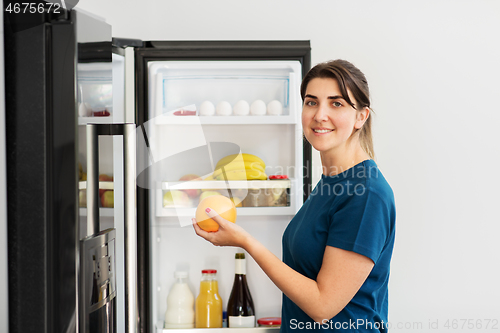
left=227, top=252, right=255, bottom=327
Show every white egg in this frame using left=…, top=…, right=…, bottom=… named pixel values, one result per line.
left=199, top=101, right=215, bottom=116
left=216, top=101, right=232, bottom=116
left=250, top=100, right=267, bottom=116
left=233, top=100, right=250, bottom=116
left=267, top=100, right=283, bottom=115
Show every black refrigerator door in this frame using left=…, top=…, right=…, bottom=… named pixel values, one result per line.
left=4, top=8, right=78, bottom=333
left=133, top=40, right=311, bottom=333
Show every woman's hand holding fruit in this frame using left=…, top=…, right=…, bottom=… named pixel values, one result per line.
left=192, top=208, right=252, bottom=249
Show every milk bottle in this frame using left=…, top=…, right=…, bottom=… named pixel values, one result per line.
left=164, top=271, right=195, bottom=328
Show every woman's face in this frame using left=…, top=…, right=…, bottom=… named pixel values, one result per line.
left=301, top=77, right=367, bottom=155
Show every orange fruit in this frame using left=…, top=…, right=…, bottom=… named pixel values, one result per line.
left=195, top=195, right=237, bottom=232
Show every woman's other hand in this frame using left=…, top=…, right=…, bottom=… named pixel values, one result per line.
left=192, top=207, right=252, bottom=249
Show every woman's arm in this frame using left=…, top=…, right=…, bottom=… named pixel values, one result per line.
left=192, top=208, right=374, bottom=323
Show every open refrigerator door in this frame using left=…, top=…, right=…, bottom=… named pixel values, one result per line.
left=77, top=29, right=138, bottom=332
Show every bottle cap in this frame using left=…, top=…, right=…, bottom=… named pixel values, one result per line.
left=258, top=317, right=281, bottom=326
left=201, top=269, right=217, bottom=274
left=235, top=253, right=245, bottom=259
left=174, top=271, right=188, bottom=279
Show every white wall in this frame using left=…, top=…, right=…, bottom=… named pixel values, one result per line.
left=77, top=0, right=500, bottom=331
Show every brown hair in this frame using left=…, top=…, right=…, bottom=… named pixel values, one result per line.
left=300, top=59, right=375, bottom=159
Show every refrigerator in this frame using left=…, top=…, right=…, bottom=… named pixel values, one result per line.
left=4, top=7, right=137, bottom=333
left=128, top=41, right=312, bottom=333
left=5, top=8, right=311, bottom=330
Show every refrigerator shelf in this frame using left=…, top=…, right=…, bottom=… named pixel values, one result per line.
left=157, top=179, right=295, bottom=217
left=154, top=114, right=298, bottom=125
left=161, top=179, right=291, bottom=190
left=156, top=206, right=295, bottom=218
left=156, top=322, right=279, bottom=332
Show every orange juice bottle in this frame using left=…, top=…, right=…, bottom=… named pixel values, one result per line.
left=195, top=269, right=223, bottom=328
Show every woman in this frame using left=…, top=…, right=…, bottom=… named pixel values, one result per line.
left=193, top=59, right=396, bottom=332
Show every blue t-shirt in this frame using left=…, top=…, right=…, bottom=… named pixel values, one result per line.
left=281, top=159, right=396, bottom=332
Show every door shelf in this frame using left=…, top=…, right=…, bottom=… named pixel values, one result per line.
left=79, top=180, right=114, bottom=190
left=79, top=207, right=115, bottom=217
left=78, top=116, right=114, bottom=125
left=79, top=181, right=115, bottom=214
left=154, top=114, right=298, bottom=125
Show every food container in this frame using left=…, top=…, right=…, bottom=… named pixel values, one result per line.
left=241, top=180, right=290, bottom=207
left=257, top=317, right=281, bottom=327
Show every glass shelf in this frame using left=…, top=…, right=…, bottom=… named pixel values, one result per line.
left=79, top=181, right=114, bottom=190
left=153, top=114, right=298, bottom=125
left=161, top=179, right=290, bottom=190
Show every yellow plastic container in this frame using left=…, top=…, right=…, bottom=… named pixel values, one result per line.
left=195, top=269, right=222, bottom=328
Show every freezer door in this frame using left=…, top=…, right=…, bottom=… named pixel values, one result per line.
left=4, top=7, right=78, bottom=333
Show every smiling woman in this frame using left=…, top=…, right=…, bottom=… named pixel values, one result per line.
left=301, top=60, right=374, bottom=168
left=194, top=59, right=396, bottom=333
left=301, top=77, right=371, bottom=165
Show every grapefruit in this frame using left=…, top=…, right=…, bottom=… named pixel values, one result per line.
left=196, top=195, right=237, bottom=232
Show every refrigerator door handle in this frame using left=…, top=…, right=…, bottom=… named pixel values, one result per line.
left=123, top=124, right=139, bottom=333
left=86, top=124, right=100, bottom=236
left=86, top=123, right=138, bottom=333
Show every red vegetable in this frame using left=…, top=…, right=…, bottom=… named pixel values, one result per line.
left=269, top=175, right=288, bottom=180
